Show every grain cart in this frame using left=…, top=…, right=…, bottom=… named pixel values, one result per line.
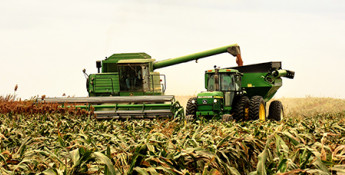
left=186, top=62, right=294, bottom=121
left=40, top=44, right=243, bottom=119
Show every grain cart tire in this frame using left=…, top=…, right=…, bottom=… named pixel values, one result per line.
left=186, top=97, right=197, bottom=117
left=268, top=100, right=284, bottom=121
left=250, top=96, right=266, bottom=121
left=231, top=96, right=250, bottom=120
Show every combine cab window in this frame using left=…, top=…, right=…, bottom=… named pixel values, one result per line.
left=119, top=65, right=143, bottom=91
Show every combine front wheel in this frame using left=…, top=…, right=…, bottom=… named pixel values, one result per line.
left=268, top=100, right=284, bottom=121
left=250, top=96, right=266, bottom=121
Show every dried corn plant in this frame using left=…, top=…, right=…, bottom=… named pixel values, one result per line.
left=0, top=95, right=91, bottom=117
left=0, top=96, right=345, bottom=174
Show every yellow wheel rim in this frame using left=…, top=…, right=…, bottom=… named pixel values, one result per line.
left=244, top=107, right=249, bottom=119
left=259, top=103, right=266, bottom=121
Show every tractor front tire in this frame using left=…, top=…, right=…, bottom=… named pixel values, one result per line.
left=186, top=97, right=197, bottom=117
left=232, top=96, right=250, bottom=120
left=268, top=100, right=284, bottom=121
left=249, top=96, right=266, bottom=121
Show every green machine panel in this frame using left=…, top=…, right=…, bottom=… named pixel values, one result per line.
left=88, top=73, right=120, bottom=96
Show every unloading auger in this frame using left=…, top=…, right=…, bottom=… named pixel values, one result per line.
left=39, top=44, right=242, bottom=119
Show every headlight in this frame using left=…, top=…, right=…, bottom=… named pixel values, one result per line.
left=192, top=100, right=195, bottom=103
left=214, top=99, right=218, bottom=103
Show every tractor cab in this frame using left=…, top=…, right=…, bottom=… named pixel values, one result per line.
left=205, top=69, right=242, bottom=92
left=205, top=68, right=243, bottom=105
left=194, top=68, right=243, bottom=118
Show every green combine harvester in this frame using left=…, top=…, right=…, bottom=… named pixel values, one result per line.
left=40, top=44, right=244, bottom=119
left=186, top=62, right=294, bottom=121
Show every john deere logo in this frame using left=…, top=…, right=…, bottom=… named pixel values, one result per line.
left=202, top=99, right=207, bottom=104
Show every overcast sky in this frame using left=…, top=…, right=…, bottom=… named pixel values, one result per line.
left=1, top=0, right=345, bottom=99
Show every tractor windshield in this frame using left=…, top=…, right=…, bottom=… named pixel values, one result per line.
left=220, top=74, right=233, bottom=91
left=207, top=73, right=239, bottom=91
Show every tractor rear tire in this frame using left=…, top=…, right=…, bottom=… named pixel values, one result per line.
left=249, top=96, right=266, bottom=121
left=232, top=96, right=250, bottom=120
left=268, top=100, right=284, bottom=121
left=186, top=97, right=197, bottom=117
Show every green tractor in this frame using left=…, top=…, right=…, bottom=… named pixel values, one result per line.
left=186, top=62, right=294, bottom=121
left=40, top=44, right=244, bottom=119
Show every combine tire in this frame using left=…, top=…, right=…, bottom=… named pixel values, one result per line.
left=268, top=100, right=284, bottom=121
left=186, top=97, right=197, bottom=117
left=232, top=96, right=250, bottom=120
left=250, top=96, right=266, bottom=121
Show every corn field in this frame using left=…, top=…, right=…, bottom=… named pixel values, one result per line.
left=1, top=96, right=345, bottom=174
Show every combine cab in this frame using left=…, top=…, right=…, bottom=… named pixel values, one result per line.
left=87, top=53, right=164, bottom=97
left=40, top=44, right=243, bottom=119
